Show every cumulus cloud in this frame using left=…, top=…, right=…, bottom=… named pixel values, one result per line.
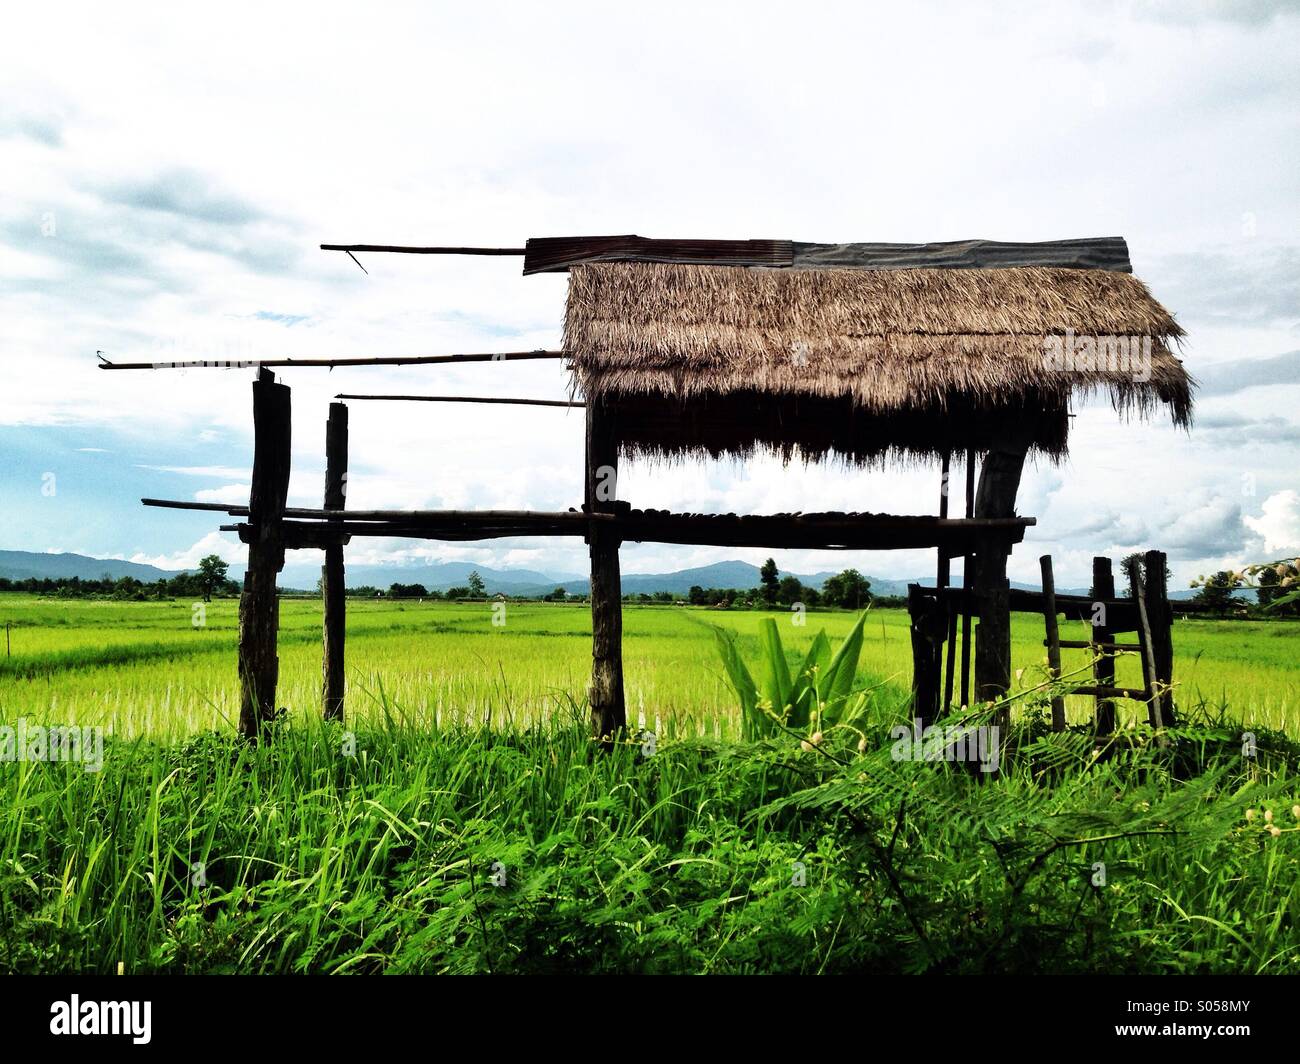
left=1244, top=490, right=1300, bottom=553
left=194, top=484, right=251, bottom=505
left=129, top=531, right=246, bottom=571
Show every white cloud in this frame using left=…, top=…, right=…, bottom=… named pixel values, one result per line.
left=129, top=531, right=246, bottom=571
left=142, top=465, right=250, bottom=479
left=1244, top=490, right=1300, bottom=554
left=194, top=484, right=250, bottom=505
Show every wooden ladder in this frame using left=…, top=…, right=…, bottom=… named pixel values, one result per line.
left=1039, top=552, right=1177, bottom=733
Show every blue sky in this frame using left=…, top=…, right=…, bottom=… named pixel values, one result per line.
left=1, top=0, right=1298, bottom=587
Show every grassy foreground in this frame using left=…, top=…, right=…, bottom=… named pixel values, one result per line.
left=2, top=595, right=1298, bottom=973
left=3, top=703, right=1298, bottom=974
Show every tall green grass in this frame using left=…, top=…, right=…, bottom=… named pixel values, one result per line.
left=3, top=684, right=1297, bottom=974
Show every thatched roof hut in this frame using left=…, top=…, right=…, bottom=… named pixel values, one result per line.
left=563, top=238, right=1191, bottom=466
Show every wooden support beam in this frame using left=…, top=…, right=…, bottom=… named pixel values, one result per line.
left=321, top=402, right=348, bottom=723
left=100, top=350, right=564, bottom=371
left=960, top=448, right=975, bottom=709
left=1091, top=557, right=1118, bottom=735
left=1144, top=549, right=1177, bottom=727
left=1040, top=555, right=1067, bottom=732
left=586, top=400, right=625, bottom=746
left=972, top=438, right=1029, bottom=730
left=238, top=369, right=291, bottom=741
left=938, top=452, right=955, bottom=714
left=908, top=584, right=945, bottom=726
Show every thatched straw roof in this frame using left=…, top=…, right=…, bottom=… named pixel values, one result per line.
left=565, top=260, right=1191, bottom=466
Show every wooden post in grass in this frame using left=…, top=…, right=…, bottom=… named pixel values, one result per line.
left=1137, top=549, right=1177, bottom=728
left=959, top=448, right=975, bottom=708
left=321, top=402, right=348, bottom=722
left=238, top=369, right=292, bottom=740
left=1146, top=548, right=1177, bottom=727
left=585, top=398, right=625, bottom=745
left=938, top=453, right=957, bottom=714
left=972, top=438, right=1028, bottom=732
left=1091, top=556, right=1117, bottom=735
left=909, top=585, right=945, bottom=726
left=1040, top=554, right=1067, bottom=732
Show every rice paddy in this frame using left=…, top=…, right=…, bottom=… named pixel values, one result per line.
left=2, top=595, right=1297, bottom=739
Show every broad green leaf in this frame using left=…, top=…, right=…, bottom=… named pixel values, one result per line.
left=787, top=631, right=830, bottom=729
left=713, top=628, right=756, bottom=712
left=759, top=619, right=792, bottom=719
left=817, top=610, right=868, bottom=720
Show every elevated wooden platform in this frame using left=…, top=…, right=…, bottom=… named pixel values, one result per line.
left=144, top=498, right=1034, bottom=552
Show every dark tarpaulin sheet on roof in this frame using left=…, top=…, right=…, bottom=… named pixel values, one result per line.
left=527, top=235, right=1131, bottom=273
left=791, top=237, right=1132, bottom=273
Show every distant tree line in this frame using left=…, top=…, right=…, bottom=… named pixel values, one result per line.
left=0, top=555, right=236, bottom=601
left=624, top=560, right=879, bottom=610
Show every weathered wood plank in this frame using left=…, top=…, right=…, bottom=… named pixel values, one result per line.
left=238, top=369, right=291, bottom=741
left=1091, top=557, right=1117, bottom=735
left=1144, top=549, right=1178, bottom=727
left=1040, top=555, right=1067, bottom=732
left=909, top=584, right=946, bottom=726
left=321, top=402, right=348, bottom=723
left=586, top=401, right=625, bottom=745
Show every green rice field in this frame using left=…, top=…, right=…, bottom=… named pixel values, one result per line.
left=1, top=594, right=1297, bottom=737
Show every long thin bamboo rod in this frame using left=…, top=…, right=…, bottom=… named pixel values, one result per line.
left=98, top=350, right=564, bottom=371
left=334, top=394, right=582, bottom=408
left=320, top=244, right=525, bottom=256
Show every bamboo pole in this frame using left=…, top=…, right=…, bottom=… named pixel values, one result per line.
left=320, top=244, right=525, bottom=256
left=99, top=350, right=564, bottom=371
left=334, top=394, right=583, bottom=408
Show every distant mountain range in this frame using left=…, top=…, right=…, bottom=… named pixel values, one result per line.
left=0, top=550, right=181, bottom=583
left=1, top=549, right=1222, bottom=600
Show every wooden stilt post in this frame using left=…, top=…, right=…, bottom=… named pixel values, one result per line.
left=1148, top=549, right=1177, bottom=727
left=972, top=439, right=1028, bottom=732
left=321, top=402, right=348, bottom=722
left=909, top=585, right=944, bottom=726
left=1040, top=554, right=1067, bottom=732
left=938, top=454, right=957, bottom=714
left=238, top=369, right=292, bottom=740
left=1138, top=549, right=1177, bottom=728
left=585, top=399, right=625, bottom=746
left=1091, top=556, right=1117, bottom=735
left=959, top=448, right=975, bottom=708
